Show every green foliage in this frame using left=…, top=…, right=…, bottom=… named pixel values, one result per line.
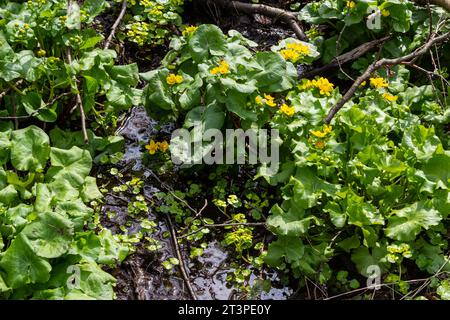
left=0, top=126, right=128, bottom=299
left=144, top=21, right=450, bottom=296
left=0, top=0, right=141, bottom=128
left=121, top=0, right=184, bottom=46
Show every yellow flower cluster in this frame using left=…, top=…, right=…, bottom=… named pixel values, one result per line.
left=255, top=94, right=295, bottom=116
left=126, top=21, right=150, bottom=46
left=145, top=140, right=169, bottom=155
left=166, top=73, right=183, bottom=85
left=370, top=77, right=388, bottom=89
left=210, top=60, right=230, bottom=75
left=280, top=42, right=310, bottom=63
left=346, top=1, right=356, bottom=9
left=37, top=49, right=46, bottom=57
left=182, top=25, right=198, bottom=37
left=280, top=103, right=295, bottom=117
left=301, top=77, right=334, bottom=96
left=255, top=94, right=276, bottom=107
left=381, top=9, right=390, bottom=17
left=383, top=92, right=398, bottom=102
left=313, top=77, right=334, bottom=96
left=311, top=124, right=332, bottom=138
left=27, top=0, right=45, bottom=7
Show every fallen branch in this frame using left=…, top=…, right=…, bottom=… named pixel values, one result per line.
left=300, top=36, right=391, bottom=78
left=324, top=31, right=450, bottom=124
left=414, top=0, right=450, bottom=11
left=104, top=0, right=127, bottom=49
left=201, top=0, right=307, bottom=40
left=166, top=213, right=198, bottom=300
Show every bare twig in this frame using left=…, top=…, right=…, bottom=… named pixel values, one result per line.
left=324, top=31, right=450, bottom=124
left=414, top=0, right=450, bottom=11
left=66, top=1, right=88, bottom=144
left=301, top=36, right=391, bottom=79
left=0, top=91, right=71, bottom=120
left=202, top=0, right=307, bottom=40
left=166, top=213, right=198, bottom=300
left=104, top=0, right=127, bottom=49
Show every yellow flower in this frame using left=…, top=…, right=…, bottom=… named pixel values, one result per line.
left=311, top=130, right=327, bottom=138
left=370, top=77, right=388, bottom=89
left=280, top=42, right=310, bottom=63
left=210, top=60, right=230, bottom=75
left=182, top=25, right=198, bottom=37
left=311, top=125, right=332, bottom=138
left=166, top=74, right=183, bottom=85
left=346, top=1, right=356, bottom=9
left=383, top=92, right=398, bottom=102
left=381, top=9, right=390, bottom=17
left=312, top=77, right=334, bottom=96
left=264, top=94, right=277, bottom=107
left=315, top=140, right=326, bottom=149
left=298, top=79, right=314, bottom=90
left=145, top=140, right=158, bottom=155
left=360, top=81, right=367, bottom=87
left=158, top=141, right=169, bottom=152
left=286, top=42, right=311, bottom=56
left=280, top=103, right=295, bottom=117
left=255, top=96, right=263, bottom=105
left=280, top=49, right=300, bottom=62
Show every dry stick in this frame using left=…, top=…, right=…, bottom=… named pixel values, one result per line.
left=0, top=92, right=72, bottom=120
left=300, top=36, right=391, bottom=79
left=204, top=0, right=307, bottom=40
left=104, top=0, right=127, bottom=49
left=324, top=31, right=450, bottom=124
left=414, top=0, right=450, bottom=11
left=166, top=213, right=198, bottom=300
left=66, top=0, right=88, bottom=144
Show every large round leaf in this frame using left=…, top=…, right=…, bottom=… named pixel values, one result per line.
left=10, top=125, right=50, bottom=171
left=0, top=234, right=51, bottom=289
left=22, top=211, right=74, bottom=258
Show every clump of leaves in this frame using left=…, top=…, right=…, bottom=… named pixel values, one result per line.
left=0, top=125, right=128, bottom=299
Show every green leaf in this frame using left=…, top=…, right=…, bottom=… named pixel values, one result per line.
left=184, top=102, right=226, bottom=132
left=22, top=211, right=74, bottom=258
left=107, top=63, right=139, bottom=87
left=402, top=125, right=441, bottom=162
left=0, top=234, right=51, bottom=289
left=22, top=92, right=57, bottom=122
left=10, top=125, right=50, bottom=172
left=188, top=24, right=226, bottom=62
left=46, top=147, right=93, bottom=201
left=142, top=70, right=175, bottom=118
left=437, top=281, right=450, bottom=300
left=0, top=130, right=11, bottom=165
left=0, top=184, right=18, bottom=206
left=267, top=204, right=317, bottom=236
left=264, top=236, right=304, bottom=266
left=422, top=154, right=450, bottom=189
left=351, top=245, right=387, bottom=277
left=225, top=90, right=257, bottom=121
left=252, top=52, right=296, bottom=92
left=385, top=202, right=442, bottom=241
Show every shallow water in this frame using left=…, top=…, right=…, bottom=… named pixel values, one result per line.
left=102, top=106, right=293, bottom=300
